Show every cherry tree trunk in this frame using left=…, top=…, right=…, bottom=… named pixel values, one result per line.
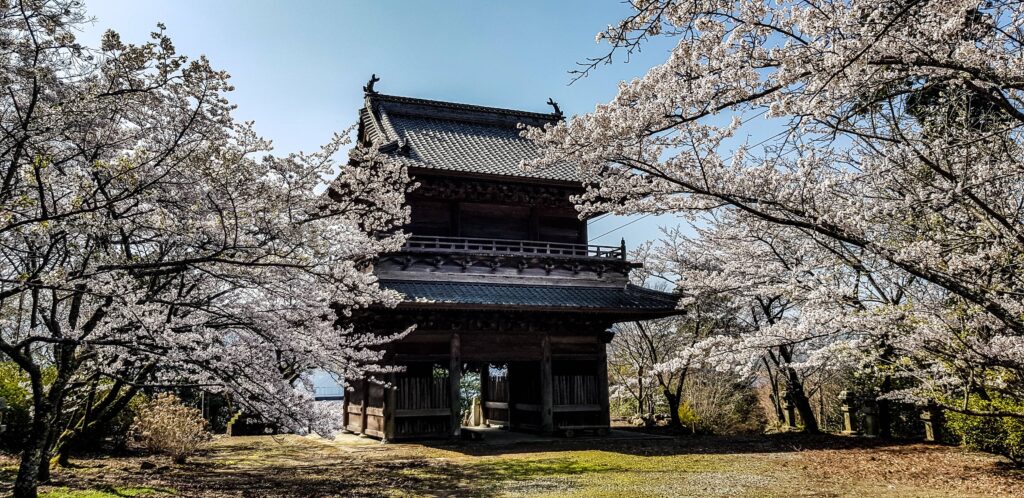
left=785, top=370, right=819, bottom=433
left=663, top=390, right=682, bottom=429
left=14, top=401, right=53, bottom=498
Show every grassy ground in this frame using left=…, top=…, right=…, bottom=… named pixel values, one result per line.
left=1, top=431, right=1021, bottom=497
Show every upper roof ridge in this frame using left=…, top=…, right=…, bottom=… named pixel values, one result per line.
left=367, top=93, right=562, bottom=122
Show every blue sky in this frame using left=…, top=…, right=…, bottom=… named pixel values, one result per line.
left=80, top=0, right=687, bottom=249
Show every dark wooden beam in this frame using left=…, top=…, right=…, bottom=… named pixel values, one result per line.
left=341, top=387, right=351, bottom=432
left=541, top=334, right=554, bottom=434
left=449, top=333, right=462, bottom=437
left=597, top=342, right=611, bottom=428
left=480, top=363, right=490, bottom=426
left=383, top=373, right=396, bottom=441
left=359, top=379, right=369, bottom=436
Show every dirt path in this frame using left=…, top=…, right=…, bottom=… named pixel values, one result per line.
left=2, top=432, right=1021, bottom=497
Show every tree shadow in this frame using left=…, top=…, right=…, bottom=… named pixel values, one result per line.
left=413, top=429, right=929, bottom=458
left=4, top=432, right=1020, bottom=498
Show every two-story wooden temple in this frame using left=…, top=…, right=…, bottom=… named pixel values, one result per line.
left=341, top=81, right=680, bottom=441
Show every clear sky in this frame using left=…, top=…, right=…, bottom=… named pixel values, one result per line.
left=80, top=0, right=689, bottom=250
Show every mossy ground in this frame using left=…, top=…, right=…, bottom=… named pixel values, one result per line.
left=1, top=431, right=1020, bottom=497
left=40, top=486, right=174, bottom=498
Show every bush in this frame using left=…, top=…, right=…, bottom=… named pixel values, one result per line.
left=945, top=395, right=1024, bottom=466
left=133, top=393, right=212, bottom=463
left=682, top=369, right=766, bottom=434
left=0, top=362, right=56, bottom=451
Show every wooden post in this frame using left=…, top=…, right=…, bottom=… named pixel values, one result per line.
left=541, top=334, right=554, bottom=434
left=597, top=341, right=611, bottom=430
left=480, top=364, right=490, bottom=427
left=359, top=379, right=369, bottom=436
left=341, top=386, right=351, bottom=433
left=450, top=333, right=461, bottom=438
left=383, top=372, right=397, bottom=442
left=507, top=363, right=515, bottom=430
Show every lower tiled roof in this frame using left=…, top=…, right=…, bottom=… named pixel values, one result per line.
left=379, top=280, right=679, bottom=313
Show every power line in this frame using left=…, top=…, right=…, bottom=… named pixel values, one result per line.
left=590, top=213, right=653, bottom=241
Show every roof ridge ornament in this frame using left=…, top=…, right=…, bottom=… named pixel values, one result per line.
left=363, top=74, right=380, bottom=95
left=546, top=98, right=563, bottom=119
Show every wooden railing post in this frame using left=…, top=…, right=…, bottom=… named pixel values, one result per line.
left=401, top=235, right=629, bottom=262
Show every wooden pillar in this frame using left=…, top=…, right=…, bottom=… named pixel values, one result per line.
left=383, top=372, right=397, bottom=442
left=480, top=363, right=490, bottom=427
left=449, top=333, right=461, bottom=437
left=541, top=334, right=554, bottom=434
left=359, top=379, right=369, bottom=436
left=597, top=341, right=611, bottom=429
left=341, top=386, right=351, bottom=433
left=507, top=364, right=515, bottom=430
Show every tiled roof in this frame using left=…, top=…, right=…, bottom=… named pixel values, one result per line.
left=379, top=280, right=679, bottom=313
left=361, top=94, right=580, bottom=183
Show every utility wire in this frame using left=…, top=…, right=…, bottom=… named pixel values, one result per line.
left=591, top=213, right=653, bottom=242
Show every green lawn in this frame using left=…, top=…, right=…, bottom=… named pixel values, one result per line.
left=2, top=432, right=1020, bottom=497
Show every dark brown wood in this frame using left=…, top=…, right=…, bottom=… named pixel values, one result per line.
left=541, top=334, right=554, bottom=434
left=341, top=389, right=350, bottom=432
left=480, top=363, right=489, bottom=425
left=383, top=373, right=397, bottom=441
left=553, top=404, right=602, bottom=413
left=597, top=342, right=611, bottom=428
left=395, top=408, right=451, bottom=417
left=449, top=333, right=461, bottom=437
left=359, top=379, right=369, bottom=436
left=506, top=363, right=515, bottom=430
left=348, top=95, right=683, bottom=441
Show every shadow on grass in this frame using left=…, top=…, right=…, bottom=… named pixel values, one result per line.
left=414, top=430, right=940, bottom=458
left=3, top=432, right=1022, bottom=498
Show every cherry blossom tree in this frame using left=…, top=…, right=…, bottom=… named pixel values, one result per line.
left=528, top=0, right=1024, bottom=424
left=610, top=243, right=737, bottom=429
left=652, top=213, right=907, bottom=432
left=0, top=2, right=409, bottom=496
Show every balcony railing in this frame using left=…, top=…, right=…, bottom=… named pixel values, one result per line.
left=401, top=235, right=627, bottom=260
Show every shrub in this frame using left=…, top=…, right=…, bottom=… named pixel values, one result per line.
left=945, top=395, right=1024, bottom=466
left=0, top=362, right=56, bottom=451
left=683, top=369, right=766, bottom=434
left=133, top=393, right=212, bottom=463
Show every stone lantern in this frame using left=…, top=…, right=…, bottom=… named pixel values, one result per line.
left=838, top=390, right=860, bottom=435
left=780, top=388, right=798, bottom=431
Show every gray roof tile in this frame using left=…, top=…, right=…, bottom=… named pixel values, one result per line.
left=363, top=94, right=580, bottom=183
left=379, top=280, right=679, bottom=312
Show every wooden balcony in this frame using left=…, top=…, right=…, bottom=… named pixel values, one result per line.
left=401, top=235, right=627, bottom=260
